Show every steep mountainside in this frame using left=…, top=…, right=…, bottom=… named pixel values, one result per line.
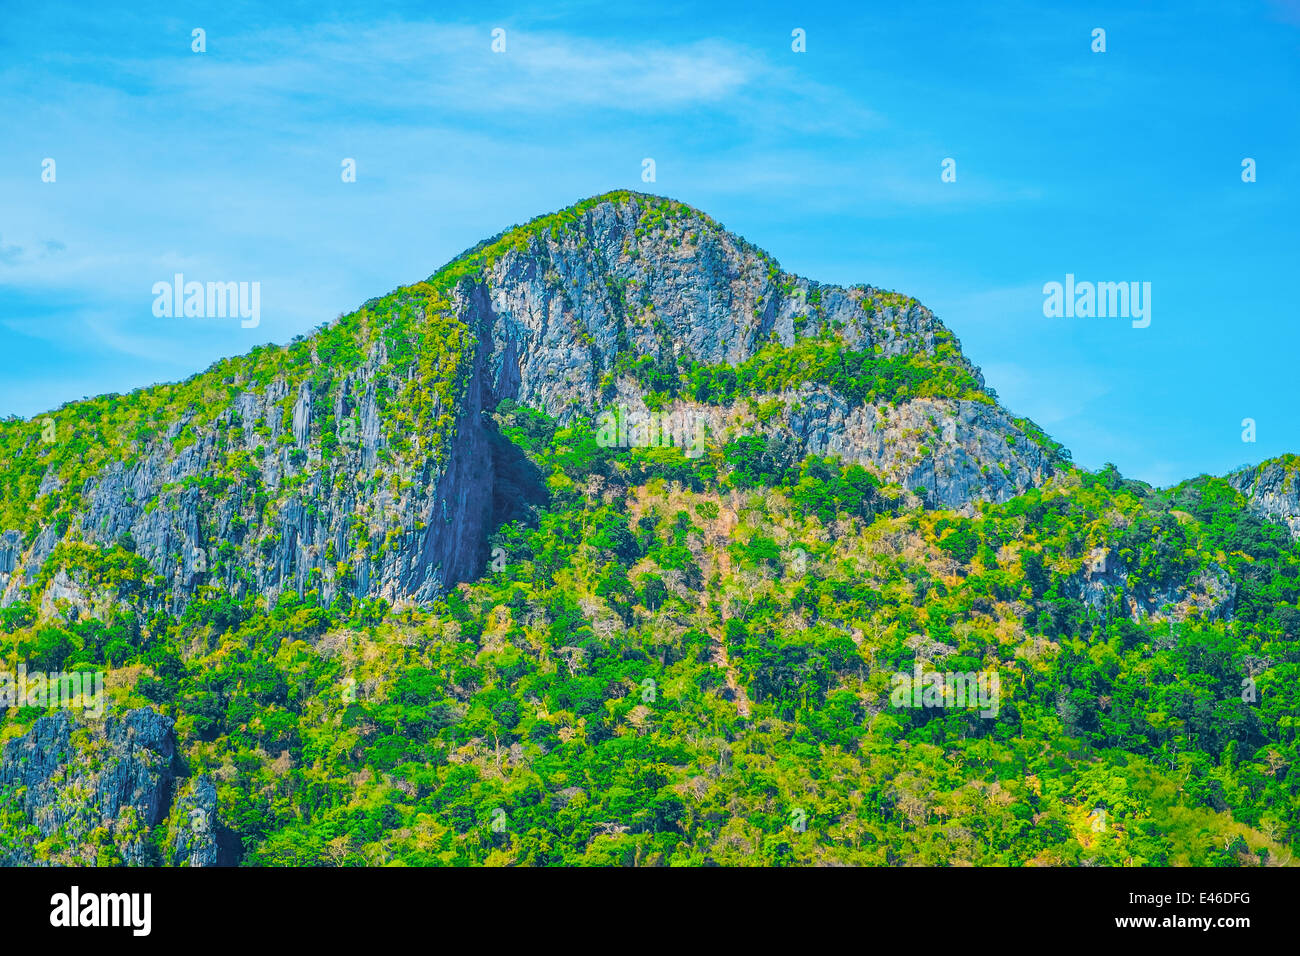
left=0, top=192, right=1057, bottom=618
left=1229, top=457, right=1300, bottom=539
left=2, top=192, right=1298, bottom=868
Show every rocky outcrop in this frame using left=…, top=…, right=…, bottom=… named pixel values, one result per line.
left=169, top=775, right=233, bottom=867
left=0, top=708, right=177, bottom=865
left=0, top=707, right=233, bottom=867
left=1229, top=458, right=1300, bottom=540
left=471, top=197, right=970, bottom=417
left=1068, top=548, right=1236, bottom=624
left=2, top=315, right=506, bottom=615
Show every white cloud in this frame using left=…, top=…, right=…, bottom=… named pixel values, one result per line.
left=61, top=20, right=855, bottom=125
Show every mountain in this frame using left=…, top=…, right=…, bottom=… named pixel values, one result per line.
left=0, top=191, right=1058, bottom=617
left=1, top=191, right=1298, bottom=867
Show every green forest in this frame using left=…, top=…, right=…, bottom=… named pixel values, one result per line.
left=3, top=397, right=1297, bottom=866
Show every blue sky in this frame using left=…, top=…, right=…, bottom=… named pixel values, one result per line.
left=1, top=0, right=1297, bottom=486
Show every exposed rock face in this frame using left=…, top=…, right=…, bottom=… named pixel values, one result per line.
left=473, top=199, right=968, bottom=415
left=0, top=192, right=1061, bottom=616
left=169, top=775, right=232, bottom=867
left=0, top=531, right=20, bottom=575
left=601, top=386, right=1057, bottom=508
left=3, top=307, right=510, bottom=615
left=0, top=708, right=179, bottom=865
left=1229, top=459, right=1300, bottom=540
left=1067, top=548, right=1236, bottom=624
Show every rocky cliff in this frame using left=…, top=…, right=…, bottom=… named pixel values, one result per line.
left=0, top=708, right=230, bottom=865
left=1229, top=457, right=1300, bottom=540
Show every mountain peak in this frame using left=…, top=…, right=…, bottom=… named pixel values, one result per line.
left=425, top=190, right=736, bottom=291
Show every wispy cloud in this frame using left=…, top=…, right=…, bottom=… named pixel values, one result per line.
left=21, top=20, right=868, bottom=129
